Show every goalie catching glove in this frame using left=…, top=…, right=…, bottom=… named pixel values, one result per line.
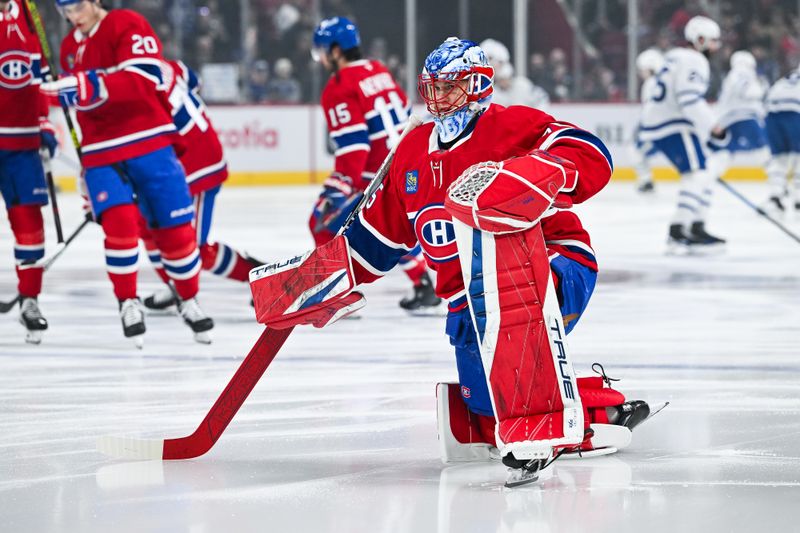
left=249, top=235, right=365, bottom=329
left=444, top=150, right=577, bottom=234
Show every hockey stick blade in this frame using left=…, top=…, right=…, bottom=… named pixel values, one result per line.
left=97, top=326, right=294, bottom=460
left=0, top=295, right=20, bottom=314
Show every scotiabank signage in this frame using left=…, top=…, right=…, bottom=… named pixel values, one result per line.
left=216, top=120, right=279, bottom=149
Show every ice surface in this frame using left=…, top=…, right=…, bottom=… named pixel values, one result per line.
left=1, top=183, right=799, bottom=533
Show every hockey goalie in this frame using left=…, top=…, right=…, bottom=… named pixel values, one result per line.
left=250, top=36, right=651, bottom=487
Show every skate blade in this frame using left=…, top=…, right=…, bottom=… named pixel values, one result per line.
left=504, top=468, right=540, bottom=488
left=25, top=330, right=43, bottom=345
left=130, top=335, right=144, bottom=350
left=559, top=446, right=619, bottom=460
left=193, top=331, right=212, bottom=344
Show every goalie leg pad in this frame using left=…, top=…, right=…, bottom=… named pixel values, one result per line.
left=249, top=235, right=365, bottom=328
left=452, top=219, right=584, bottom=458
left=436, top=383, right=498, bottom=463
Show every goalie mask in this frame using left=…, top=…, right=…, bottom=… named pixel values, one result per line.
left=419, top=37, right=494, bottom=143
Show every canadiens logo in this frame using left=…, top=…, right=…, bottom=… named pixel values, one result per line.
left=413, top=204, right=458, bottom=263
left=96, top=191, right=108, bottom=203
left=461, top=385, right=471, bottom=399
left=0, top=51, right=38, bottom=89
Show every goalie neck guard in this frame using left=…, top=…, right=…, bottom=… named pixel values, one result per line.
left=418, top=37, right=494, bottom=143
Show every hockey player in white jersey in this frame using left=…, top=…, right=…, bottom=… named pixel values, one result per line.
left=706, top=51, right=768, bottom=187
left=479, top=38, right=550, bottom=111
left=763, top=66, right=800, bottom=212
left=632, top=49, right=665, bottom=194
left=640, top=16, right=725, bottom=251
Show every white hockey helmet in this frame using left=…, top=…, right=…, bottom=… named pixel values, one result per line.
left=636, top=49, right=665, bottom=75
left=684, top=15, right=721, bottom=52
left=730, top=50, right=756, bottom=71
left=479, top=38, right=511, bottom=67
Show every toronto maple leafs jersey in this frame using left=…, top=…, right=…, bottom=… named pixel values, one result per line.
left=765, top=69, right=800, bottom=114
left=639, top=47, right=715, bottom=143
left=715, top=66, right=767, bottom=129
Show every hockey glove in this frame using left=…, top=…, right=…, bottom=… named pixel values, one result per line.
left=39, top=118, right=58, bottom=158
left=311, top=173, right=364, bottom=236
left=249, top=234, right=365, bottom=329
left=445, top=150, right=577, bottom=234
left=41, top=71, right=108, bottom=110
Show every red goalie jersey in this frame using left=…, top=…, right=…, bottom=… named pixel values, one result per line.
left=343, top=104, right=614, bottom=309
left=322, top=59, right=411, bottom=189
left=0, top=0, right=50, bottom=151
left=59, top=9, right=175, bottom=168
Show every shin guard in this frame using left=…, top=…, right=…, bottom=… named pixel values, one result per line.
left=453, top=219, right=584, bottom=460
left=8, top=205, right=45, bottom=297
left=152, top=222, right=201, bottom=300
left=101, top=204, right=140, bottom=301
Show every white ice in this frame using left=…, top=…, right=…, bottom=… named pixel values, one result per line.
left=1, top=182, right=799, bottom=533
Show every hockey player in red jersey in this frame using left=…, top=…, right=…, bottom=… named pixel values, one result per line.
left=138, top=60, right=264, bottom=311
left=42, top=0, right=213, bottom=347
left=250, top=38, right=651, bottom=486
left=310, top=17, right=440, bottom=312
left=0, top=0, right=56, bottom=344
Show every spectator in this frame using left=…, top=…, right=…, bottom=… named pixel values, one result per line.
left=247, top=60, right=271, bottom=103
left=267, top=58, right=302, bottom=103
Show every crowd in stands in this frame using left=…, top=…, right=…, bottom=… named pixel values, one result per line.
left=39, top=0, right=800, bottom=104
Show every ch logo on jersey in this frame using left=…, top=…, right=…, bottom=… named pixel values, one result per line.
left=405, top=170, right=418, bottom=193
left=0, top=51, right=38, bottom=89
left=413, top=204, right=458, bottom=263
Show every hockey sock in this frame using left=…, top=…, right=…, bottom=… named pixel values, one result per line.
left=200, top=241, right=257, bottom=282
left=101, top=204, right=141, bottom=301
left=152, top=222, right=201, bottom=300
left=138, top=219, right=171, bottom=284
left=8, top=205, right=45, bottom=297
left=400, top=254, right=427, bottom=286
left=672, top=170, right=713, bottom=227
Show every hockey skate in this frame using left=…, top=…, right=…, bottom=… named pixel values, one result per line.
left=636, top=181, right=655, bottom=194
left=667, top=223, right=724, bottom=255
left=19, top=297, right=47, bottom=345
left=178, top=297, right=214, bottom=344
left=119, top=298, right=146, bottom=349
left=399, top=272, right=442, bottom=312
left=143, top=286, right=177, bottom=311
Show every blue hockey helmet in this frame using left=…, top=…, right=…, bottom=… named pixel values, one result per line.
left=418, top=37, right=494, bottom=143
left=312, top=17, right=361, bottom=61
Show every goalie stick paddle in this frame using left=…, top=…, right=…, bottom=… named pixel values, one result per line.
left=97, top=326, right=294, bottom=460
left=0, top=218, right=91, bottom=314
left=97, top=115, right=424, bottom=461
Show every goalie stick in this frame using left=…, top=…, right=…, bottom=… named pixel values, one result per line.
left=96, top=115, right=424, bottom=460
left=0, top=218, right=91, bottom=314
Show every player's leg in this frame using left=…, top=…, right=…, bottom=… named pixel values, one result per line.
left=194, top=185, right=263, bottom=282
left=138, top=213, right=176, bottom=311
left=1, top=150, right=49, bottom=343
left=83, top=165, right=146, bottom=345
left=764, top=112, right=793, bottom=212
left=398, top=245, right=441, bottom=311
left=632, top=138, right=657, bottom=194
left=655, top=132, right=724, bottom=250
left=128, top=147, right=213, bottom=342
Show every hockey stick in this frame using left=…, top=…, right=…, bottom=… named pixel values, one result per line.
left=20, top=0, right=74, bottom=242
left=716, top=177, right=800, bottom=245
left=0, top=217, right=91, bottom=313
left=96, top=115, right=424, bottom=460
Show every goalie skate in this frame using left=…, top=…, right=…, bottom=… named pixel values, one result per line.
left=19, top=297, right=47, bottom=345
left=178, top=297, right=214, bottom=344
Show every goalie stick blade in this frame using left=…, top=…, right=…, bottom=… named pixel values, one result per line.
left=98, top=327, right=294, bottom=461
left=96, top=436, right=165, bottom=460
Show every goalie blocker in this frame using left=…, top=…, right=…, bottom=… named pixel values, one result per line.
left=249, top=234, right=365, bottom=329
